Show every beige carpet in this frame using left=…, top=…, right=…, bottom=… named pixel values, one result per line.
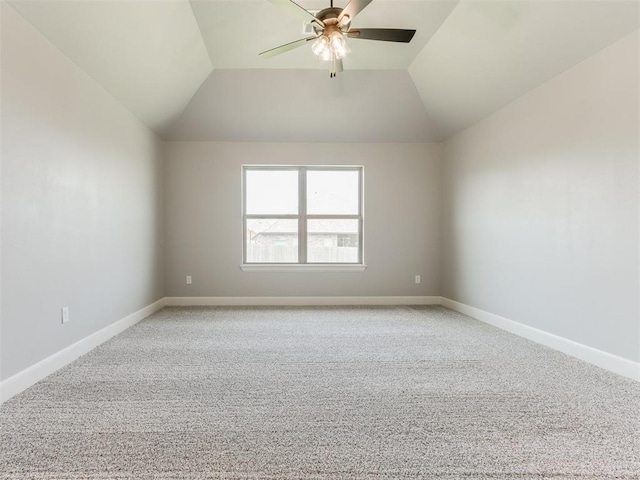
left=1, top=306, right=638, bottom=479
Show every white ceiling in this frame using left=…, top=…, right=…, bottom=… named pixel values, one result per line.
left=8, top=0, right=214, bottom=135
left=191, top=0, right=458, bottom=70
left=5, top=0, right=640, bottom=142
left=409, top=0, right=640, bottom=139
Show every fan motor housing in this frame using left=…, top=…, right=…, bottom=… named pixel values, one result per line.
left=313, top=7, right=351, bottom=33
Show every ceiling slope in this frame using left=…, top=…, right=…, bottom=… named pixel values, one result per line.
left=8, top=0, right=213, bottom=136
left=6, top=0, right=639, bottom=142
left=165, top=69, right=440, bottom=142
left=190, top=0, right=459, bottom=70
left=408, top=0, right=640, bottom=139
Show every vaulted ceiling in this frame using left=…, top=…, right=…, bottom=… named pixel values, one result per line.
left=6, top=0, right=639, bottom=142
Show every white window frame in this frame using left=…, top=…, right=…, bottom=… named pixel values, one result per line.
left=241, top=165, right=365, bottom=271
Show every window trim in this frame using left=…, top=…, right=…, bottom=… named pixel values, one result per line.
left=239, top=264, right=367, bottom=272
left=242, top=165, right=364, bottom=267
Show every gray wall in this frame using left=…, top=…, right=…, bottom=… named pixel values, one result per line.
left=441, top=31, right=639, bottom=362
left=1, top=5, right=165, bottom=380
left=164, top=142, right=441, bottom=297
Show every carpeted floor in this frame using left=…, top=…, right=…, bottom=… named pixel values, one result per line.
left=0, top=306, right=638, bottom=479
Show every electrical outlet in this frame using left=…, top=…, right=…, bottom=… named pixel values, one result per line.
left=61, top=306, right=70, bottom=324
left=415, top=275, right=421, bottom=284
left=186, top=275, right=192, bottom=285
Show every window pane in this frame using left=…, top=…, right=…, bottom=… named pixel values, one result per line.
left=246, top=219, right=298, bottom=263
left=307, top=219, right=359, bottom=263
left=307, top=170, right=359, bottom=215
left=246, top=170, right=298, bottom=215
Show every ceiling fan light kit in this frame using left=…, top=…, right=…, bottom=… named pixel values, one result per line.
left=260, top=0, right=416, bottom=78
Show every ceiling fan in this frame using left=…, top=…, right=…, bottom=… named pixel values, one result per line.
left=259, top=0, right=416, bottom=77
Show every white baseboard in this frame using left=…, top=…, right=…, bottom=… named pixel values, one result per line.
left=0, top=298, right=166, bottom=403
left=3, top=295, right=636, bottom=404
left=165, top=296, right=441, bottom=306
left=440, top=297, right=639, bottom=382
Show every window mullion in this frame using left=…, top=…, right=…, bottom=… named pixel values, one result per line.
left=305, top=215, right=361, bottom=220
left=245, top=214, right=299, bottom=219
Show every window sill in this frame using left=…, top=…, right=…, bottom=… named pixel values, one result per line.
left=240, top=264, right=367, bottom=272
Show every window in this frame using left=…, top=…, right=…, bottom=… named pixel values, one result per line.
left=243, top=166, right=363, bottom=266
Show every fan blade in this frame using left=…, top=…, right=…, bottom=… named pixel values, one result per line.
left=259, top=36, right=317, bottom=58
left=268, top=0, right=324, bottom=27
left=338, top=0, right=373, bottom=24
left=347, top=28, right=416, bottom=43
